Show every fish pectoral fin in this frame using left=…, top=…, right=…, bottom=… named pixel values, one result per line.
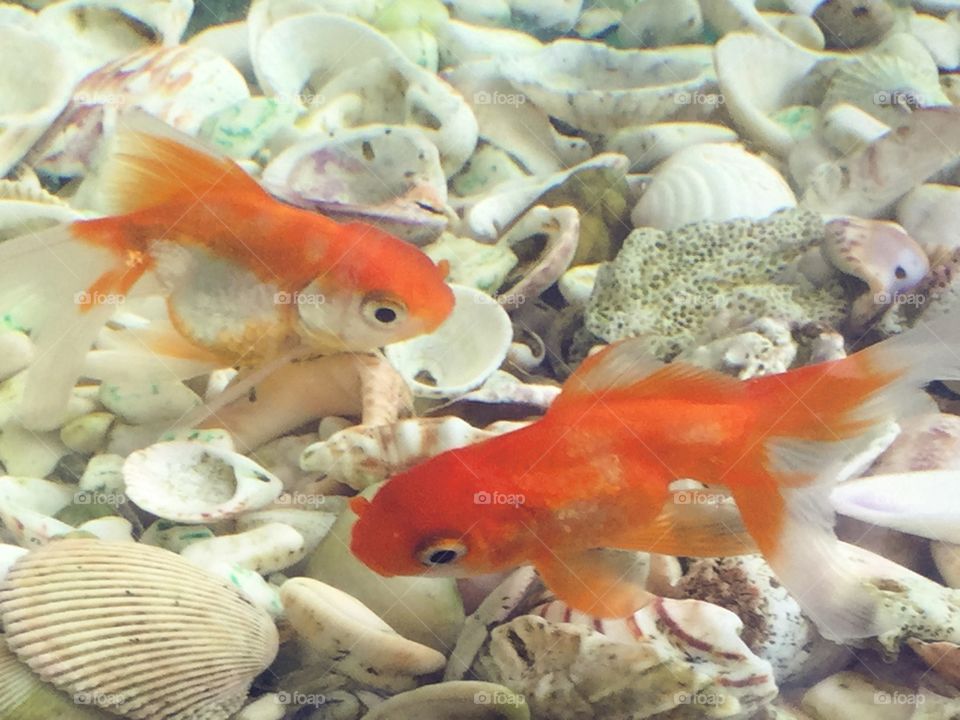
left=534, top=548, right=656, bottom=618
left=630, top=488, right=759, bottom=557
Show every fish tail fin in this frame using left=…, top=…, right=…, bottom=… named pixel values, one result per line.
left=728, top=314, right=960, bottom=641
left=0, top=224, right=131, bottom=430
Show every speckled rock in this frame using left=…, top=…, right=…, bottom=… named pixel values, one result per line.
left=585, top=209, right=846, bottom=359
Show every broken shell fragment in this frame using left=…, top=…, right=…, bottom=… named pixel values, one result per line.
left=123, top=441, right=284, bottom=522
left=360, top=680, right=530, bottom=719
left=180, top=522, right=307, bottom=574
left=0, top=539, right=279, bottom=720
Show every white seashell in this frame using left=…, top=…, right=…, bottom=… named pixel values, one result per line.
left=607, top=122, right=739, bottom=173
left=77, top=516, right=134, bottom=542
left=188, top=21, right=253, bottom=81
left=300, top=416, right=526, bottom=488
left=436, top=19, right=541, bottom=67
left=932, top=541, right=960, bottom=586
left=281, top=577, right=447, bottom=692
left=558, top=263, right=600, bottom=307
left=0, top=544, right=27, bottom=582
left=446, top=371, right=560, bottom=410
left=181, top=522, right=307, bottom=574
left=802, top=672, right=931, bottom=720
left=761, top=11, right=826, bottom=49
left=384, top=284, right=513, bottom=398
left=911, top=12, right=960, bottom=69
left=898, top=183, right=960, bottom=260
left=0, top=423, right=68, bottom=479
left=820, top=102, right=891, bottom=155
left=702, top=0, right=824, bottom=48
left=423, top=233, right=519, bottom=295
left=631, top=143, right=797, bottom=231
left=251, top=11, right=477, bottom=174
left=0, top=539, right=279, bottom=719
left=58, top=411, right=116, bottom=455
left=0, top=25, right=77, bottom=176
left=262, top=124, right=448, bottom=245
left=35, top=0, right=193, bottom=75
left=236, top=505, right=340, bottom=556
left=0, top=332, right=32, bottom=382
left=361, top=681, right=530, bottom=719
left=234, top=693, right=286, bottom=720
left=617, top=0, right=703, bottom=48
left=0, top=4, right=36, bottom=26
left=680, top=317, right=797, bottom=379
left=30, top=45, right=250, bottom=181
left=716, top=32, right=822, bottom=156
left=0, top=178, right=87, bottom=241
left=123, top=441, right=284, bottom=522
left=79, top=453, right=125, bottom=494
left=500, top=41, right=716, bottom=133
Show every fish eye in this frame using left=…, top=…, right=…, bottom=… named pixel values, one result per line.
left=416, top=539, right=467, bottom=567
left=361, top=295, right=407, bottom=327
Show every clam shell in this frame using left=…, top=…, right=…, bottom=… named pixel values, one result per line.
left=0, top=24, right=76, bottom=176
left=384, top=284, right=513, bottom=398
left=123, top=441, right=284, bottom=522
left=631, top=143, right=797, bottom=231
left=0, top=539, right=279, bottom=719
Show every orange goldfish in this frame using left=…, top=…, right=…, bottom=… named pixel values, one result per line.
left=0, top=116, right=453, bottom=431
left=351, top=318, right=960, bottom=642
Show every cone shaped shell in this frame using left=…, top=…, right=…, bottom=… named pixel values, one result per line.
left=0, top=539, right=279, bottom=720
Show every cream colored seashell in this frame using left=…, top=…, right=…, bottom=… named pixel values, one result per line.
left=361, top=681, right=531, bottom=719
left=251, top=11, right=477, bottom=174
left=59, top=411, right=115, bottom=454
left=606, top=122, right=739, bottom=173
left=716, top=33, right=822, bottom=156
left=801, top=672, right=930, bottom=720
left=822, top=34, right=950, bottom=126
left=0, top=545, right=28, bottom=582
left=932, top=541, right=960, bottom=586
left=300, top=416, right=527, bottom=488
left=0, top=477, right=74, bottom=547
left=761, top=11, right=826, bottom=50
left=631, top=143, right=797, bottom=231
left=702, top=0, right=824, bottom=48
left=123, top=441, right=284, bottom=522
left=237, top=503, right=341, bottom=555
left=30, top=45, right=250, bottom=181
left=262, top=124, right=448, bottom=245
left=384, top=284, right=513, bottom=398
left=558, top=263, right=600, bottom=307
left=0, top=539, right=279, bottom=719
left=0, top=179, right=87, bottom=240
left=680, top=317, right=797, bottom=380
left=188, top=21, right=252, bottom=81
left=181, top=523, right=307, bottom=574
left=281, top=577, right=446, bottom=692
left=0, top=332, right=33, bottom=382
left=35, top=0, right=193, bottom=74
left=234, top=693, right=286, bottom=720
left=617, top=0, right=703, bottom=48
left=0, top=25, right=77, bottom=176
left=0, top=4, right=36, bottom=25
left=0, top=423, right=68, bottom=478
left=820, top=102, right=890, bottom=155
left=911, top=12, right=960, bottom=69
left=898, top=183, right=960, bottom=261
left=437, top=19, right=541, bottom=67
left=500, top=41, right=716, bottom=133
left=445, top=370, right=560, bottom=411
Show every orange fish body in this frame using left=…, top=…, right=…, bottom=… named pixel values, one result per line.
left=0, top=116, right=453, bottom=430
left=351, top=320, right=958, bottom=642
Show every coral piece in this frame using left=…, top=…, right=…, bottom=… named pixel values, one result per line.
left=679, top=318, right=797, bottom=380
left=585, top=209, right=846, bottom=360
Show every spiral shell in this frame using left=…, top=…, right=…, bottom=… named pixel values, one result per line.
left=0, top=539, right=279, bottom=720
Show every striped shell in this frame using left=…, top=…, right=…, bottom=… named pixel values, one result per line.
left=0, top=539, right=279, bottom=720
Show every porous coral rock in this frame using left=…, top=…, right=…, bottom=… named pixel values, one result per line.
left=585, top=209, right=846, bottom=360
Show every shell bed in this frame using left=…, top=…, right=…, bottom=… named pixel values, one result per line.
left=4, top=0, right=960, bottom=719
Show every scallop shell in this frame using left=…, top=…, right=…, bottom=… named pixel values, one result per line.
left=384, top=284, right=513, bottom=398
left=499, top=41, right=716, bottom=133
left=0, top=24, right=77, bottom=176
left=123, top=441, right=284, bottom=522
left=631, top=143, right=797, bottom=231
left=0, top=539, right=279, bottom=719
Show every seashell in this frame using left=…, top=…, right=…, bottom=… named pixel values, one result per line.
left=0, top=545, right=28, bottom=582
left=676, top=555, right=849, bottom=685
left=606, top=122, right=739, bottom=173
left=251, top=11, right=477, bottom=175
left=0, top=475, right=75, bottom=547
left=98, top=376, right=201, bottom=425
left=198, top=97, right=302, bottom=159
left=496, top=205, right=579, bottom=310
left=616, top=0, right=703, bottom=48
left=0, top=25, right=77, bottom=176
left=932, top=541, right=960, bottom=586
left=0, top=332, right=33, bottom=382
left=305, top=494, right=464, bottom=652
left=444, top=60, right=591, bottom=178
left=384, top=284, right=513, bottom=398
left=716, top=32, right=822, bottom=156
left=0, top=539, right=279, bottom=719
left=140, top=519, right=214, bottom=552
left=801, top=672, right=932, bottom=720
left=59, top=412, right=116, bottom=455
left=181, top=522, right=307, bottom=574
left=188, top=20, right=253, bottom=82
left=0, top=177, right=87, bottom=240
left=234, top=693, right=286, bottom=720
left=300, top=416, right=527, bottom=488
left=702, top=0, right=824, bottom=48
left=449, top=144, right=530, bottom=198
left=262, top=124, right=448, bottom=245
left=898, top=183, right=960, bottom=261
left=280, top=577, right=447, bottom=692
left=907, top=638, right=960, bottom=687
left=360, top=680, right=531, bottom=719
left=500, top=41, right=716, bottom=134
left=30, top=45, right=250, bottom=181
left=436, top=370, right=560, bottom=412
left=680, top=317, right=798, bottom=380
left=436, top=18, right=541, bottom=68
left=423, top=233, right=519, bottom=295
left=200, top=352, right=408, bottom=452
left=812, top=0, right=896, bottom=48
left=558, top=263, right=599, bottom=308
left=911, top=13, right=960, bottom=69
left=822, top=34, right=950, bottom=127
left=820, top=101, right=891, bottom=155
left=761, top=11, right=827, bottom=50
left=236, top=502, right=342, bottom=556
left=35, top=0, right=193, bottom=75
left=631, top=143, right=797, bottom=231
left=472, top=597, right=777, bottom=720
left=0, top=4, right=36, bottom=25
left=123, top=441, right=284, bottom=522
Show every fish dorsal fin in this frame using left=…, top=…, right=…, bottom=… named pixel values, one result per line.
left=96, top=111, right=270, bottom=216
left=553, top=337, right=743, bottom=411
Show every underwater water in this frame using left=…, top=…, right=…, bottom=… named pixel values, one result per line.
left=3, top=0, right=960, bottom=718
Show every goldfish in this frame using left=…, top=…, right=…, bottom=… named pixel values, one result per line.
left=351, top=317, right=960, bottom=642
left=0, top=115, right=453, bottom=431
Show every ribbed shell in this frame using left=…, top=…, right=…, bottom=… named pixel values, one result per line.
left=0, top=540, right=279, bottom=720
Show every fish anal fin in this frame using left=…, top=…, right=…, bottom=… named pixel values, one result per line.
left=534, top=548, right=656, bottom=618
left=97, top=111, right=269, bottom=216
left=553, top=339, right=743, bottom=412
